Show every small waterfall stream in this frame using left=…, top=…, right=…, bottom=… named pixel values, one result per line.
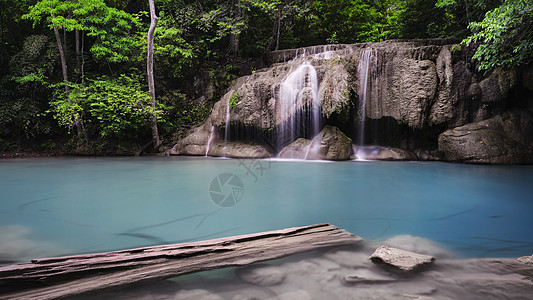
left=276, top=62, right=320, bottom=148
left=205, top=125, right=215, bottom=156
left=357, top=48, right=376, bottom=146
left=224, top=100, right=231, bottom=141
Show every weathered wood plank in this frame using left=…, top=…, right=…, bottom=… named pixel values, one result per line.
left=0, top=223, right=361, bottom=300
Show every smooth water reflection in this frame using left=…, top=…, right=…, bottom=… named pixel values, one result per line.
left=1, top=157, right=532, bottom=263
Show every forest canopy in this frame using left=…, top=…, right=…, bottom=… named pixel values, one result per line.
left=0, top=0, right=531, bottom=154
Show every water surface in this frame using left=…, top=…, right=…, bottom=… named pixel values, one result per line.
left=1, top=157, right=532, bottom=262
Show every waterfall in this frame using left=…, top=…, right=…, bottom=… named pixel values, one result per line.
left=224, top=100, right=231, bottom=141
left=357, top=48, right=376, bottom=146
left=277, top=62, right=320, bottom=148
left=205, top=125, right=215, bottom=156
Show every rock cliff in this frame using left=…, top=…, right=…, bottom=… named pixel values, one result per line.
left=170, top=40, right=533, bottom=163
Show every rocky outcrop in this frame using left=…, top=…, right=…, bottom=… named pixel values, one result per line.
left=438, top=110, right=533, bottom=164
left=370, top=246, right=435, bottom=272
left=278, top=138, right=311, bottom=159
left=170, top=40, right=531, bottom=163
left=353, top=146, right=417, bottom=161
left=305, top=126, right=353, bottom=160
left=517, top=255, right=533, bottom=265
left=208, top=142, right=274, bottom=159
left=278, top=126, right=353, bottom=160
left=168, top=124, right=211, bottom=156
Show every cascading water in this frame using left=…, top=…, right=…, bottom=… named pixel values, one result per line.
left=357, top=48, right=376, bottom=146
left=205, top=125, right=215, bottom=156
left=276, top=62, right=320, bottom=149
left=224, top=99, right=231, bottom=142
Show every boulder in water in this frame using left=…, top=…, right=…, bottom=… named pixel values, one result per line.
left=208, top=142, right=274, bottom=159
left=353, top=146, right=417, bottom=161
left=305, top=126, right=353, bottom=160
left=278, top=138, right=311, bottom=159
left=370, top=246, right=435, bottom=271
left=517, top=255, right=533, bottom=265
left=438, top=110, right=533, bottom=164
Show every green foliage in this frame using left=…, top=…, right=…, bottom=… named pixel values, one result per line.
left=9, top=35, right=56, bottom=86
left=450, top=44, right=462, bottom=52
left=464, top=0, right=533, bottom=71
left=153, top=11, right=195, bottom=81
left=173, top=102, right=212, bottom=128
left=23, top=0, right=144, bottom=64
left=229, top=91, right=239, bottom=109
left=310, top=0, right=405, bottom=43
left=0, top=35, right=57, bottom=140
left=48, top=75, right=171, bottom=139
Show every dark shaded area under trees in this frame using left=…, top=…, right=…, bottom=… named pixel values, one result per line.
left=0, top=0, right=531, bottom=156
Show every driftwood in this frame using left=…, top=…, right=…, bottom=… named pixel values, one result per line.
left=0, top=223, right=361, bottom=299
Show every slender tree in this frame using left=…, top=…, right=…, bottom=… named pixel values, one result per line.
left=147, top=0, right=161, bottom=149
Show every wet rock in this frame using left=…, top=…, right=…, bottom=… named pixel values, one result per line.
left=169, top=130, right=209, bottom=156
left=174, top=289, right=223, bottom=300
left=479, top=68, right=518, bottom=104
left=342, top=269, right=396, bottom=284
left=370, top=246, right=435, bottom=271
left=380, top=235, right=454, bottom=258
left=278, top=290, right=312, bottom=300
left=236, top=264, right=286, bottom=286
left=413, top=149, right=444, bottom=161
left=324, top=250, right=371, bottom=269
left=353, top=146, right=416, bottom=161
left=278, top=138, right=311, bottom=159
left=171, top=41, right=530, bottom=164
left=305, top=126, right=353, bottom=160
left=438, top=110, right=533, bottom=164
left=402, top=294, right=435, bottom=300
left=207, top=142, right=274, bottom=158
left=517, top=255, right=533, bottom=265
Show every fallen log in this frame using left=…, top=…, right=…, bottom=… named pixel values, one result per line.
left=0, top=223, right=361, bottom=299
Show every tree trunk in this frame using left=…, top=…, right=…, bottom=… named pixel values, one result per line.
left=229, top=0, right=241, bottom=55
left=81, top=31, right=85, bottom=83
left=51, top=13, right=86, bottom=142
left=0, top=224, right=361, bottom=300
left=273, top=6, right=282, bottom=51
left=147, top=0, right=161, bottom=149
left=51, top=14, right=68, bottom=93
left=75, top=29, right=80, bottom=69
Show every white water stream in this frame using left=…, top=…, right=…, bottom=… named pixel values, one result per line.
left=277, top=62, right=320, bottom=148
left=357, top=48, right=376, bottom=146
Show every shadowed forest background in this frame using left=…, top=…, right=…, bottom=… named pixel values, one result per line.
left=0, top=0, right=531, bottom=155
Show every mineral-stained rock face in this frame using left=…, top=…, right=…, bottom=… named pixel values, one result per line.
left=438, top=110, right=533, bottom=164
left=305, top=126, right=353, bottom=160
left=169, top=124, right=211, bottom=156
left=170, top=40, right=531, bottom=163
left=353, top=145, right=417, bottom=161
left=278, top=138, right=311, bottom=159
left=207, top=142, right=274, bottom=159
left=370, top=246, right=435, bottom=271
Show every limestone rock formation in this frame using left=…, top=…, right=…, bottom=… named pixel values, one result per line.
left=438, top=110, right=533, bottom=164
left=370, top=246, right=435, bottom=271
left=353, top=146, right=417, bottom=161
left=517, top=255, right=533, bottom=265
left=278, top=138, right=311, bottom=159
left=207, top=142, right=274, bottom=159
left=305, top=126, right=353, bottom=160
left=170, top=40, right=531, bottom=163
left=169, top=124, right=211, bottom=156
